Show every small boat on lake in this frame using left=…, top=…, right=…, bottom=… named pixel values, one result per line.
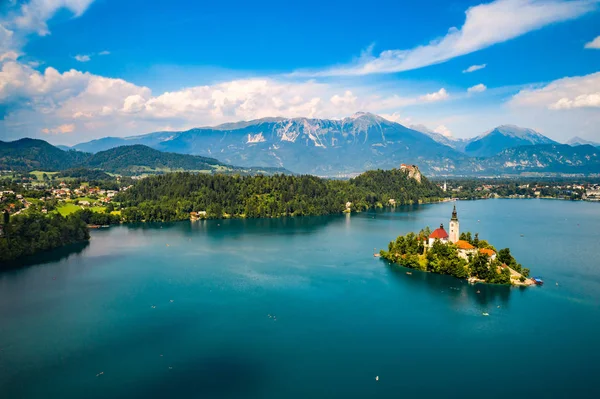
left=406, top=271, right=412, bottom=275
left=532, top=277, right=544, bottom=286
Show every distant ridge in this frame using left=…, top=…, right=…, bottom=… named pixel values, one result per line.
left=567, top=136, right=600, bottom=147
left=0, top=139, right=290, bottom=176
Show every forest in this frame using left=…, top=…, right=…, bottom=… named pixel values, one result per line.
left=379, top=228, right=522, bottom=285
left=0, top=211, right=90, bottom=266
left=115, top=169, right=445, bottom=222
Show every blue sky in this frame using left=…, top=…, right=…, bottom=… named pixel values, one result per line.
left=1, top=0, right=599, bottom=144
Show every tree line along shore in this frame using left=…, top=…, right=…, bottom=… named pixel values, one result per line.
left=1, top=167, right=444, bottom=265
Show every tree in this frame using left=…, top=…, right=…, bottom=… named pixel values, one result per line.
left=3, top=210, right=9, bottom=225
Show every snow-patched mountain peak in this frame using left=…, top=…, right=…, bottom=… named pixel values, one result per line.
left=482, top=125, right=553, bottom=143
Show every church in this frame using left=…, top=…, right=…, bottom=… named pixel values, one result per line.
left=427, top=205, right=496, bottom=260
left=427, top=205, right=460, bottom=247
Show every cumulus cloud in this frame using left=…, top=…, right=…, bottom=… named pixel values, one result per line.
left=549, top=93, right=600, bottom=109
left=584, top=35, right=600, bottom=49
left=434, top=125, right=453, bottom=137
left=0, top=59, right=452, bottom=141
left=0, top=50, right=19, bottom=62
left=510, top=71, right=600, bottom=110
left=419, top=88, right=449, bottom=102
left=41, top=123, right=75, bottom=134
left=295, top=0, right=596, bottom=77
left=11, top=0, right=96, bottom=36
left=467, top=83, right=487, bottom=93
left=463, top=64, right=487, bottom=73
left=74, top=54, right=90, bottom=62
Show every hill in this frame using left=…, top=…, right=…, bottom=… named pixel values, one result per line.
left=84, top=145, right=227, bottom=174
left=0, top=139, right=290, bottom=176
left=0, top=138, right=90, bottom=171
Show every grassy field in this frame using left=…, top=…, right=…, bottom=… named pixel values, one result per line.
left=56, top=203, right=107, bottom=216
left=56, top=203, right=81, bottom=216
left=74, top=196, right=97, bottom=203
left=30, top=171, right=59, bottom=180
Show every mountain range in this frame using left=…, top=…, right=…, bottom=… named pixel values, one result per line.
left=0, top=139, right=289, bottom=175
left=62, top=112, right=599, bottom=176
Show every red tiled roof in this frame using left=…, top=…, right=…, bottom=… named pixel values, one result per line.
left=456, top=240, right=475, bottom=250
left=429, top=227, right=449, bottom=239
left=479, top=248, right=496, bottom=257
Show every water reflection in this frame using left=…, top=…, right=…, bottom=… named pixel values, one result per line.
left=0, top=241, right=90, bottom=273
left=385, top=260, right=512, bottom=307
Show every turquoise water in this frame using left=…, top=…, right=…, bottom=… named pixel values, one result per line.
left=1, top=199, right=599, bottom=398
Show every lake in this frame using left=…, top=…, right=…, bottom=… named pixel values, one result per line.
left=1, top=199, right=599, bottom=398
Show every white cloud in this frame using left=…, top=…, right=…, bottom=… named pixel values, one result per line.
left=0, top=50, right=19, bottom=62
left=419, top=88, right=449, bottom=102
left=584, top=35, right=600, bottom=49
left=434, top=125, right=453, bottom=137
left=549, top=93, right=600, bottom=109
left=463, top=63, right=487, bottom=73
left=11, top=0, right=96, bottom=36
left=510, top=71, right=600, bottom=110
left=0, top=59, right=452, bottom=142
left=98, top=50, right=110, bottom=56
left=41, top=123, right=75, bottom=134
left=467, top=83, right=487, bottom=93
left=74, top=54, right=90, bottom=62
left=296, top=0, right=596, bottom=77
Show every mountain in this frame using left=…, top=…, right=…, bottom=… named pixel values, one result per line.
left=71, top=113, right=465, bottom=175
left=0, top=138, right=90, bottom=171
left=567, top=136, right=600, bottom=147
left=464, top=125, right=557, bottom=158
left=472, top=144, right=600, bottom=175
left=0, top=139, right=289, bottom=175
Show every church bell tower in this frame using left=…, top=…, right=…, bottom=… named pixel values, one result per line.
left=449, top=205, right=459, bottom=243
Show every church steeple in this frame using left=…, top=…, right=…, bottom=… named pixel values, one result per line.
left=451, top=204, right=458, bottom=221
left=449, top=204, right=459, bottom=243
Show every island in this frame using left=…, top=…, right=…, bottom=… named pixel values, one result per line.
left=379, top=205, right=535, bottom=286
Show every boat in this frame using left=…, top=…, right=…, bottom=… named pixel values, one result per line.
left=532, top=277, right=544, bottom=286
left=406, top=271, right=412, bottom=275
left=482, top=312, right=489, bottom=316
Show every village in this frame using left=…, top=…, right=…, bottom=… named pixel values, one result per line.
left=0, top=171, right=132, bottom=217
left=439, top=179, right=600, bottom=201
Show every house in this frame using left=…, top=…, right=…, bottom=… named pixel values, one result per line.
left=479, top=248, right=497, bottom=260
left=190, top=211, right=207, bottom=221
left=78, top=200, right=90, bottom=206
left=456, top=239, right=476, bottom=260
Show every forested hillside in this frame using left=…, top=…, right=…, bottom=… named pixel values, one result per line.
left=116, top=168, right=444, bottom=221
